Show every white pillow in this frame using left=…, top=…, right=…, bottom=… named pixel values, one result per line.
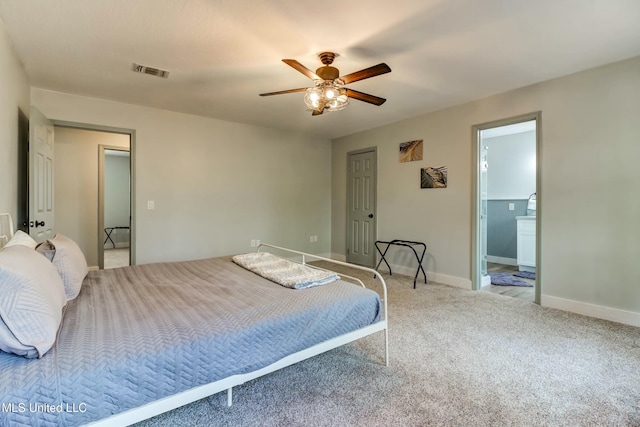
left=48, top=234, right=89, bottom=301
left=4, top=230, right=37, bottom=250
left=0, top=245, right=67, bottom=358
left=36, top=241, right=56, bottom=262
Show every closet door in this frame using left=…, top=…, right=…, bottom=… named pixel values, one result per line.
left=347, top=149, right=377, bottom=267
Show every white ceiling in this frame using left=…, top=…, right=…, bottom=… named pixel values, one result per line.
left=1, top=0, right=639, bottom=139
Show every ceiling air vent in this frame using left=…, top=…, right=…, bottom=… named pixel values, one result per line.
left=132, top=63, right=170, bottom=78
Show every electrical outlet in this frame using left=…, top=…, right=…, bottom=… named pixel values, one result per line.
left=508, top=203, right=515, bottom=211
left=309, top=235, right=314, bottom=243
left=147, top=200, right=155, bottom=210
left=250, top=239, right=256, bottom=247
left=313, top=235, right=318, bottom=242
left=256, top=240, right=260, bottom=247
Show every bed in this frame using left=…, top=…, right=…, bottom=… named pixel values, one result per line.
left=0, top=214, right=388, bottom=426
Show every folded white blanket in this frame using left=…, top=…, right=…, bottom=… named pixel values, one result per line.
left=232, top=252, right=339, bottom=289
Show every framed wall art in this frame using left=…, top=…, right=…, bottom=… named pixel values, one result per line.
left=421, top=166, right=448, bottom=188
left=399, top=140, right=423, bottom=163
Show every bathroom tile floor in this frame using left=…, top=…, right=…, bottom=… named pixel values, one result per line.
left=484, top=262, right=535, bottom=302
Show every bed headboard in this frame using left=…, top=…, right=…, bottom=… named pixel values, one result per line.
left=0, top=213, right=15, bottom=249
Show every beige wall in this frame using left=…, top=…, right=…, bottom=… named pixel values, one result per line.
left=54, top=127, right=130, bottom=267
left=332, top=56, right=640, bottom=319
left=32, top=89, right=332, bottom=265
left=0, top=20, right=30, bottom=220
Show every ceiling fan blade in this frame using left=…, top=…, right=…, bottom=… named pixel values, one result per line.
left=259, top=88, right=308, bottom=96
left=282, top=59, right=321, bottom=80
left=339, top=63, right=391, bottom=84
left=311, top=109, right=324, bottom=116
left=345, top=89, right=386, bottom=106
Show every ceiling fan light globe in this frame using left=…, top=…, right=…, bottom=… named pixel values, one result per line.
left=327, top=95, right=349, bottom=112
left=304, top=87, right=324, bottom=110
left=325, top=88, right=335, bottom=99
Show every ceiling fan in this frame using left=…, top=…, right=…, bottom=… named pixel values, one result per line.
left=259, top=52, right=391, bottom=116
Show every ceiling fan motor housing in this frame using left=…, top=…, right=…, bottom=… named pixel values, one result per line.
left=316, top=66, right=339, bottom=81
left=316, top=52, right=340, bottom=81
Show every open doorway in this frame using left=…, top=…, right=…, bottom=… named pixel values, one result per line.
left=472, top=113, right=541, bottom=304
left=53, top=125, right=132, bottom=270
left=99, top=146, right=131, bottom=269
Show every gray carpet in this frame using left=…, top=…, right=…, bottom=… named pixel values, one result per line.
left=135, top=264, right=640, bottom=427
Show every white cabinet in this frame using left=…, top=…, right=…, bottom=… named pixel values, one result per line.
left=516, top=216, right=536, bottom=272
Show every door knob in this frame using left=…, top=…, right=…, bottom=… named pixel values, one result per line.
left=368, top=214, right=374, bottom=218
left=34, top=220, right=45, bottom=227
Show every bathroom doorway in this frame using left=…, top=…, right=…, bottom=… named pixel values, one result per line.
left=99, top=145, right=131, bottom=269
left=472, top=113, right=541, bottom=304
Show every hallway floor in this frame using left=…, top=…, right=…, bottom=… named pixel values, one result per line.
left=104, top=248, right=129, bottom=269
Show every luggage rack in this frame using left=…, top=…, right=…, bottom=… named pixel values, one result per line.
left=375, top=239, right=428, bottom=289
left=104, top=226, right=129, bottom=248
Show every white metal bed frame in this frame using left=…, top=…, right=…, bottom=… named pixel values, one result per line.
left=85, top=242, right=388, bottom=426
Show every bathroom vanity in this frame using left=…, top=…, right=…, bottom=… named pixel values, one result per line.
left=516, top=216, right=536, bottom=272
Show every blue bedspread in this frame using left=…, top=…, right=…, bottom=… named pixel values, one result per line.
left=0, top=256, right=381, bottom=426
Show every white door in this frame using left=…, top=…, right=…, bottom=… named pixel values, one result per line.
left=347, top=149, right=377, bottom=267
left=29, top=107, right=55, bottom=243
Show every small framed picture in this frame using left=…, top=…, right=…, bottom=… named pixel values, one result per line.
left=399, top=140, right=423, bottom=162
left=421, top=166, right=447, bottom=188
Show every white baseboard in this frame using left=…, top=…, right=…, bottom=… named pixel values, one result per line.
left=331, top=253, right=347, bottom=262
left=541, top=295, right=640, bottom=327
left=88, top=265, right=99, bottom=271
left=480, top=275, right=492, bottom=288
left=388, top=263, right=472, bottom=290
left=330, top=253, right=471, bottom=290
left=486, top=256, right=518, bottom=266
left=380, top=264, right=471, bottom=290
